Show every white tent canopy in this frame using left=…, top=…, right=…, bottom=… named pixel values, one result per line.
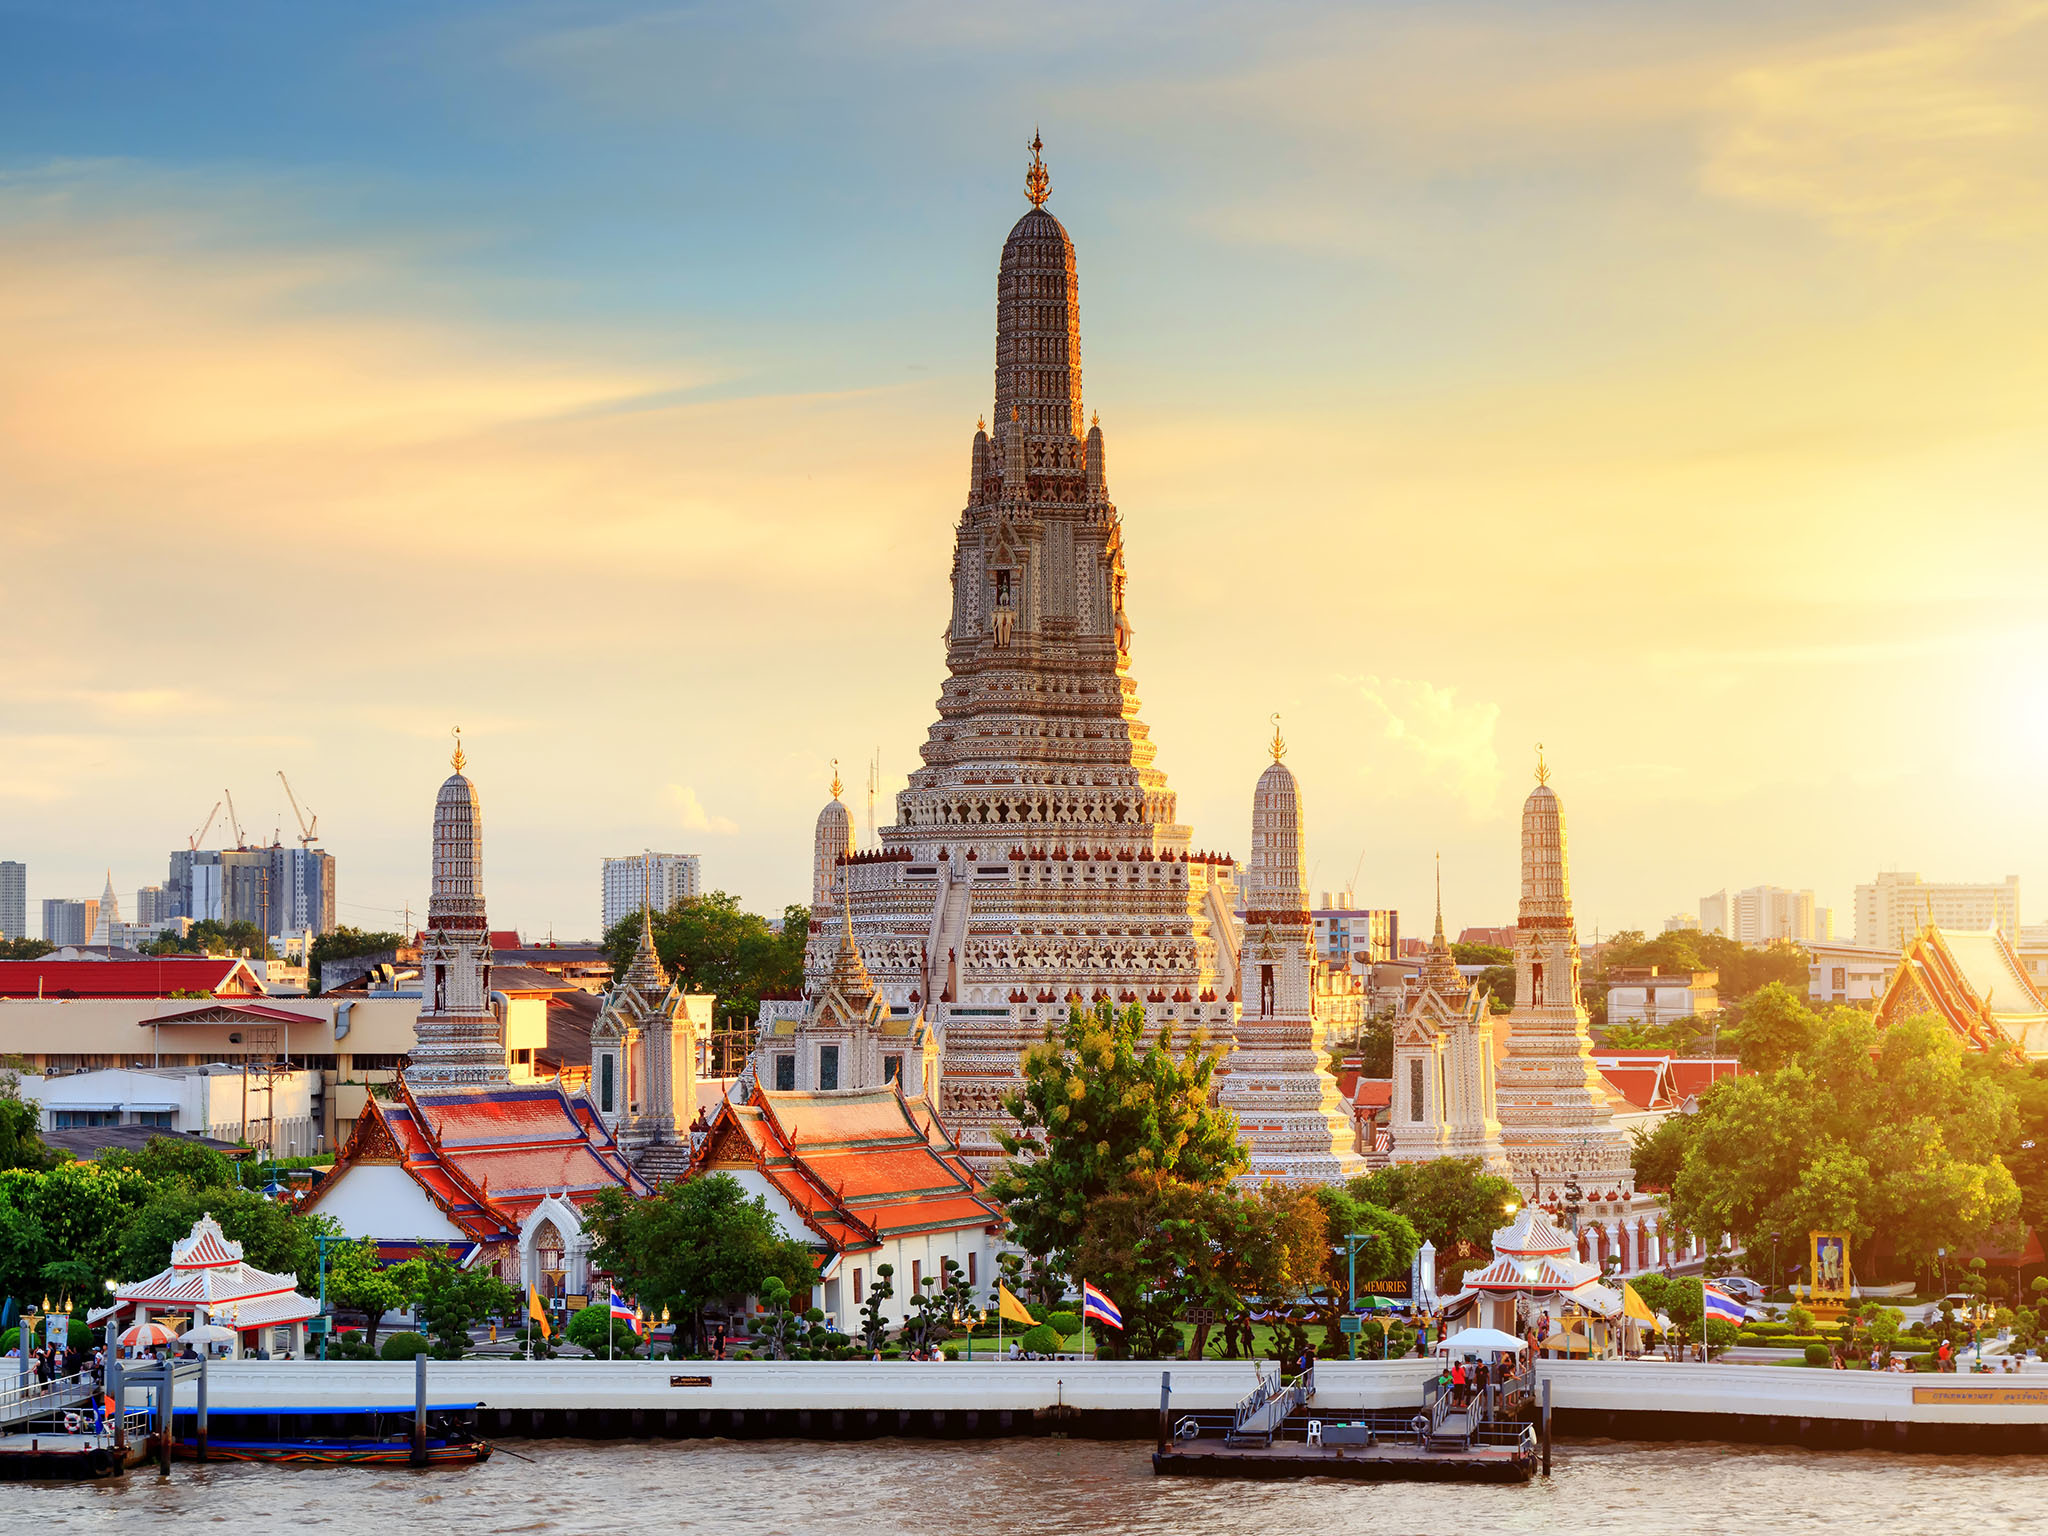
left=1436, top=1327, right=1529, bottom=1354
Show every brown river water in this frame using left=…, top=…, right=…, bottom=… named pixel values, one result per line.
left=5, top=1437, right=2047, bottom=1536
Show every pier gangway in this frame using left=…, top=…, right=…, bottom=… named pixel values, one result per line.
left=1226, top=1362, right=1315, bottom=1448
left=0, top=1371, right=94, bottom=1431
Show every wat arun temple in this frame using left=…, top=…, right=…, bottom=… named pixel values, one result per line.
left=755, top=139, right=1634, bottom=1202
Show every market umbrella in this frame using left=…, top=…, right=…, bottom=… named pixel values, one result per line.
left=180, top=1324, right=238, bottom=1345
left=120, top=1321, right=178, bottom=1348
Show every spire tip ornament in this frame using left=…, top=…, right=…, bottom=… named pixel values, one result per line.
left=450, top=726, right=466, bottom=774
left=1534, top=741, right=1549, bottom=786
left=1025, top=127, right=1050, bottom=209
left=1269, top=712, right=1286, bottom=763
left=831, top=759, right=843, bottom=800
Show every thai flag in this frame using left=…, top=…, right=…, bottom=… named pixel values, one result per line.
left=1081, top=1281, right=1122, bottom=1331
left=1702, top=1283, right=1748, bottom=1326
left=608, top=1289, right=640, bottom=1333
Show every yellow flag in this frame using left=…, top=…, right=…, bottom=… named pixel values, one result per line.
left=1622, top=1281, right=1657, bottom=1326
left=997, top=1283, right=1034, bottom=1328
left=529, top=1284, right=551, bottom=1340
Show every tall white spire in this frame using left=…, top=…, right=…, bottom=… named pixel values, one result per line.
left=406, top=732, right=508, bottom=1086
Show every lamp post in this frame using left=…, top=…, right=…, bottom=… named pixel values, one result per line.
left=1771, top=1232, right=1781, bottom=1300
left=1338, top=1232, right=1377, bottom=1360
left=312, top=1232, right=342, bottom=1361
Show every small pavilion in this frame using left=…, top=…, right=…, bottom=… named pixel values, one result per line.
left=1440, top=1205, right=1624, bottom=1359
left=96, top=1212, right=321, bottom=1358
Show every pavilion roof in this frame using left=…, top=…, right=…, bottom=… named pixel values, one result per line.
left=1878, top=925, right=2048, bottom=1055
left=109, top=1212, right=318, bottom=1320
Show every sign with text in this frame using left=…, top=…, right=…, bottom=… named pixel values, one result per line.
left=1357, top=1277, right=1412, bottom=1301
left=1912, top=1384, right=2048, bottom=1405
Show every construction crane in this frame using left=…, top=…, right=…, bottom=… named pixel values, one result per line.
left=224, top=788, right=246, bottom=849
left=278, top=770, right=319, bottom=848
left=188, top=799, right=222, bottom=851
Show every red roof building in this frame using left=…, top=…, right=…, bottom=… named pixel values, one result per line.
left=694, top=1084, right=1001, bottom=1331
left=1876, top=924, right=2048, bottom=1057
left=303, top=1076, right=650, bottom=1296
left=0, top=956, right=265, bottom=1000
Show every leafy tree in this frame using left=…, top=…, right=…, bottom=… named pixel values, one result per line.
left=584, top=1174, right=816, bottom=1351
left=601, top=893, right=807, bottom=1034
left=324, top=1236, right=407, bottom=1351
left=904, top=1256, right=979, bottom=1354
left=0, top=1161, right=157, bottom=1305
left=566, top=1301, right=644, bottom=1356
left=0, top=938, right=53, bottom=961
left=1669, top=1010, right=2021, bottom=1280
left=144, top=919, right=273, bottom=960
left=990, top=999, right=1245, bottom=1274
left=392, top=1248, right=514, bottom=1359
left=1477, top=966, right=1515, bottom=1011
left=1450, top=943, right=1511, bottom=967
left=858, top=1261, right=897, bottom=1352
left=306, top=928, right=405, bottom=993
left=1733, top=983, right=1820, bottom=1072
left=1346, top=1158, right=1521, bottom=1264
left=1351, top=1013, right=1394, bottom=1078
left=0, top=1071, right=58, bottom=1173
left=1630, top=1115, right=1694, bottom=1193
left=1307, top=1186, right=1419, bottom=1354
left=98, top=1135, right=236, bottom=1192
left=114, top=1185, right=321, bottom=1284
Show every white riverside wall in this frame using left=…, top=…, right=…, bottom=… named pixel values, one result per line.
left=159, top=1359, right=2048, bottom=1427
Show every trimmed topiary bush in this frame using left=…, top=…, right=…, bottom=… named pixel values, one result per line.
left=1803, top=1343, right=1830, bottom=1367
left=1018, top=1324, right=1061, bottom=1355
left=1046, top=1311, right=1081, bottom=1339
left=380, top=1331, right=431, bottom=1360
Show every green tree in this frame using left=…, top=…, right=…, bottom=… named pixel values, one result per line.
left=1307, top=1186, right=1419, bottom=1346
left=114, top=1184, right=323, bottom=1283
left=391, top=1248, right=514, bottom=1359
left=324, top=1236, right=407, bottom=1351
left=143, top=919, right=274, bottom=960
left=0, top=1161, right=157, bottom=1305
left=1670, top=1010, right=2021, bottom=1279
left=990, top=999, right=1244, bottom=1275
left=1450, top=943, right=1511, bottom=967
left=0, top=1070, right=59, bottom=1173
left=97, top=1134, right=236, bottom=1192
left=1347, top=1159, right=1521, bottom=1265
left=1350, top=1013, right=1395, bottom=1078
left=858, top=1261, right=897, bottom=1352
left=0, top=938, right=53, bottom=961
left=1734, top=983, right=1821, bottom=1072
left=601, top=893, right=807, bottom=1034
left=306, top=928, right=405, bottom=994
left=583, top=1174, right=816, bottom=1352
left=566, top=1301, right=644, bottom=1356
left=1630, top=1115, right=1695, bottom=1193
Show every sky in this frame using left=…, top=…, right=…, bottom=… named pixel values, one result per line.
left=3, top=0, right=2046, bottom=942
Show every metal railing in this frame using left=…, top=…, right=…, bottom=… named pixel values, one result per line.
left=1227, top=1362, right=1316, bottom=1446
left=0, top=1370, right=94, bottom=1424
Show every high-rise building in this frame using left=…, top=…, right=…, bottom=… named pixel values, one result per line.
left=1855, top=872, right=2021, bottom=951
left=1700, top=885, right=1821, bottom=944
left=600, top=853, right=702, bottom=933
left=164, top=844, right=335, bottom=937
left=41, top=898, right=97, bottom=947
left=1311, top=902, right=1401, bottom=971
left=135, top=885, right=165, bottom=925
left=0, top=862, right=24, bottom=942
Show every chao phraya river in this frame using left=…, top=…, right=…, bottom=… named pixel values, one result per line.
left=7, top=1437, right=2047, bottom=1535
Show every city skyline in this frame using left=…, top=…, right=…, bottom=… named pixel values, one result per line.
left=4, top=2, right=2046, bottom=936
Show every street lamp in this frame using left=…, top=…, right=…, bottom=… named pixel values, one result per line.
left=1338, top=1232, right=1378, bottom=1361
left=1770, top=1232, right=1781, bottom=1299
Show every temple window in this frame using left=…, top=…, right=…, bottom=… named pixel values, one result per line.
left=599, top=1053, right=615, bottom=1114
left=968, top=1252, right=978, bottom=1286
left=1409, top=1057, right=1424, bottom=1122
left=854, top=1268, right=863, bottom=1304
left=819, top=1045, right=840, bottom=1091
left=775, top=1054, right=796, bottom=1091
left=1259, top=964, right=1275, bottom=1018
left=911, top=1259, right=922, bottom=1291
left=884, top=1054, right=903, bottom=1084
left=1531, top=961, right=1545, bottom=1005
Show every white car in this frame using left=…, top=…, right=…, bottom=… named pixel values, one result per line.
left=1713, top=1276, right=1766, bottom=1304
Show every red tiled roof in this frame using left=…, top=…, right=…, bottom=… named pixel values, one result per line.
left=141, top=1001, right=324, bottom=1028
left=0, top=957, right=263, bottom=999
left=1596, top=1065, right=1666, bottom=1113
left=1351, top=1079, right=1392, bottom=1110
left=1667, top=1058, right=1741, bottom=1100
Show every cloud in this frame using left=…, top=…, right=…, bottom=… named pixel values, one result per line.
left=1342, top=675, right=1503, bottom=817
left=668, top=784, right=737, bottom=836
left=1703, top=1, right=2048, bottom=239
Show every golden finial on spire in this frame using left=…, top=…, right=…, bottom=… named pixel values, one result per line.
left=1091, top=410, right=1099, bottom=429
left=1534, top=742, right=1549, bottom=786
left=1025, top=127, right=1050, bottom=209
left=831, top=758, right=843, bottom=800
left=450, top=726, right=466, bottom=774
left=1269, top=712, right=1287, bottom=763
left=977, top=414, right=986, bottom=434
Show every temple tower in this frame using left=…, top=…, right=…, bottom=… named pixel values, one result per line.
left=766, top=136, right=1239, bottom=1169
left=1493, top=751, right=1633, bottom=1193
left=407, top=733, right=508, bottom=1086
left=1391, top=861, right=1511, bottom=1174
left=1222, top=720, right=1366, bottom=1183
left=591, top=872, right=698, bottom=1175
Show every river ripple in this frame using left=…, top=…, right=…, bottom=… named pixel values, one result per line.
left=7, top=1437, right=2048, bottom=1536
